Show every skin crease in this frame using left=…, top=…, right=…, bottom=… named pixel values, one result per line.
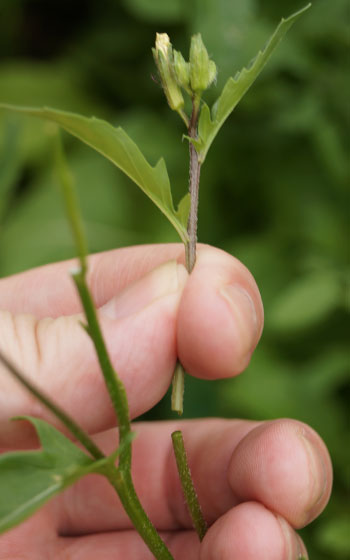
left=0, top=244, right=332, bottom=559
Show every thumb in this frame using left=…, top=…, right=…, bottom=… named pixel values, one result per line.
left=0, top=260, right=187, bottom=448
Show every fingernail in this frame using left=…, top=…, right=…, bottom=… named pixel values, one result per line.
left=220, top=283, right=259, bottom=355
left=299, top=431, right=328, bottom=522
left=101, top=261, right=187, bottom=320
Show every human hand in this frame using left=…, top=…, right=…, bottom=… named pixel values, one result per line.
left=0, top=244, right=332, bottom=559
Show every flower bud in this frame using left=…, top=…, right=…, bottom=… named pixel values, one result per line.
left=153, top=33, right=184, bottom=112
left=173, top=50, right=191, bottom=92
left=189, top=33, right=217, bottom=93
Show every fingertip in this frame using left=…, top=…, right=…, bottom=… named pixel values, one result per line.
left=177, top=246, right=263, bottom=379
left=227, top=419, right=332, bottom=528
left=200, top=502, right=302, bottom=560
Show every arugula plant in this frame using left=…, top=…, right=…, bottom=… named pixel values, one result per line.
left=0, top=6, right=310, bottom=559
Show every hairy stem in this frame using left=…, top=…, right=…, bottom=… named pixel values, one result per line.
left=0, top=350, right=104, bottom=460
left=171, top=94, right=202, bottom=414
left=105, top=465, right=175, bottom=560
left=186, top=94, right=202, bottom=273
left=171, top=431, right=207, bottom=540
left=72, top=271, right=132, bottom=470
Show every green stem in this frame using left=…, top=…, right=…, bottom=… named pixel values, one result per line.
left=105, top=465, right=174, bottom=560
left=54, top=132, right=88, bottom=274
left=171, top=430, right=207, bottom=540
left=0, top=350, right=104, bottom=460
left=72, top=270, right=131, bottom=471
left=171, top=361, right=185, bottom=415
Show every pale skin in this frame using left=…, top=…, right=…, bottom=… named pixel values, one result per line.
left=0, top=244, right=332, bottom=559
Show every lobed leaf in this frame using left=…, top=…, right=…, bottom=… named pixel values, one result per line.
left=196, top=4, right=311, bottom=163
left=0, top=416, right=111, bottom=534
left=0, top=104, right=190, bottom=243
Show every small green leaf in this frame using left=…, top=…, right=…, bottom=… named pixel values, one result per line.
left=0, top=104, right=190, bottom=243
left=196, top=4, right=311, bottom=163
left=0, top=416, right=109, bottom=534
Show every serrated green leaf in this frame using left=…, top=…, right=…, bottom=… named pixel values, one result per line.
left=0, top=416, right=110, bottom=534
left=196, top=4, right=311, bottom=163
left=0, top=104, right=190, bottom=243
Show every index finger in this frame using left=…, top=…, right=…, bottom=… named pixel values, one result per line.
left=0, top=243, right=263, bottom=380
left=0, top=244, right=185, bottom=317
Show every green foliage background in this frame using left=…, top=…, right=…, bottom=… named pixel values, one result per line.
left=0, top=0, right=348, bottom=557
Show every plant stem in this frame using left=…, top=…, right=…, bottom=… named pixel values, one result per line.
left=0, top=350, right=104, bottom=460
left=0, top=346, right=174, bottom=559
left=171, top=431, right=207, bottom=540
left=171, top=94, right=202, bottom=413
left=186, top=94, right=202, bottom=273
left=171, top=361, right=185, bottom=415
left=105, top=465, right=174, bottom=560
left=54, top=132, right=88, bottom=274
left=72, top=270, right=132, bottom=470
left=74, top=277, right=174, bottom=558
left=170, top=95, right=208, bottom=544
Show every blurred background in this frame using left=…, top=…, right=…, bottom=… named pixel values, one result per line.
left=0, top=0, right=348, bottom=557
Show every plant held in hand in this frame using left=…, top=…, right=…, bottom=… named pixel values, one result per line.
left=0, top=5, right=310, bottom=559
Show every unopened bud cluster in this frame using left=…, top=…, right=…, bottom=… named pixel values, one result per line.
left=188, top=34, right=217, bottom=93
left=153, top=32, right=217, bottom=114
